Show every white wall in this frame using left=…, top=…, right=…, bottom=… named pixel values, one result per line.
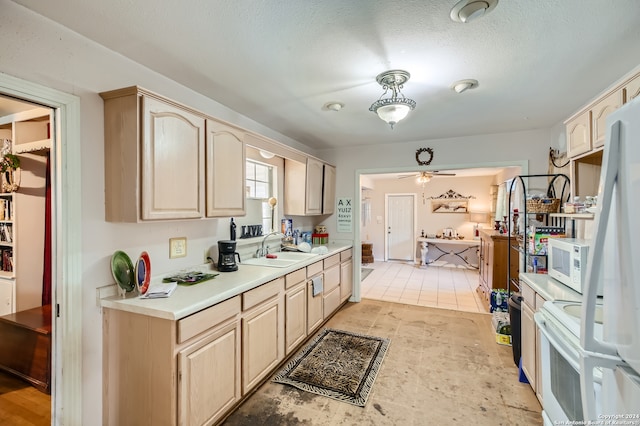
left=318, top=128, right=555, bottom=242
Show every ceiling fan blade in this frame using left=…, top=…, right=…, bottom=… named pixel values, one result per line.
left=398, top=174, right=418, bottom=179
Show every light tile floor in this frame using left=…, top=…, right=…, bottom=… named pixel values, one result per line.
left=360, top=261, right=489, bottom=313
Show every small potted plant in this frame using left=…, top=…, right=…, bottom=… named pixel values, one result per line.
left=0, top=153, right=21, bottom=192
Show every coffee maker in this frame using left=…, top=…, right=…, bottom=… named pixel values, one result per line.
left=217, top=240, right=241, bottom=272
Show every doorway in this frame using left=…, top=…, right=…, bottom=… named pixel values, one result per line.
left=0, top=73, right=82, bottom=424
left=385, top=194, right=416, bottom=261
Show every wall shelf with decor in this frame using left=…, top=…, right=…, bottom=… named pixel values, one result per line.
left=506, top=174, right=571, bottom=294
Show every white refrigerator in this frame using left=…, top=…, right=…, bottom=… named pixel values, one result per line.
left=580, top=97, right=640, bottom=419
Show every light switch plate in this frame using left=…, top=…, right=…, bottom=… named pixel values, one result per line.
left=169, top=237, right=187, bottom=258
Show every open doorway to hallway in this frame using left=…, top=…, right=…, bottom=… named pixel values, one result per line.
left=358, top=165, right=522, bottom=313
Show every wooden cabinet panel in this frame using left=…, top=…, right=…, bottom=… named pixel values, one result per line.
left=521, top=301, right=536, bottom=389
left=477, top=230, right=518, bottom=305
left=591, top=90, right=622, bottom=148
left=322, top=164, right=336, bottom=214
left=285, top=282, right=307, bottom=354
left=285, top=268, right=306, bottom=290
left=323, top=264, right=340, bottom=292
left=242, top=277, right=283, bottom=311
left=566, top=110, right=591, bottom=158
left=141, top=96, right=205, bottom=220
left=340, top=258, right=353, bottom=303
left=242, top=296, right=284, bottom=394
left=284, top=158, right=334, bottom=216
left=101, top=87, right=205, bottom=221
left=178, top=295, right=240, bottom=343
left=624, top=73, right=640, bottom=103
left=205, top=119, right=246, bottom=217
left=323, top=286, right=341, bottom=320
left=307, top=278, right=323, bottom=334
left=178, top=319, right=241, bottom=426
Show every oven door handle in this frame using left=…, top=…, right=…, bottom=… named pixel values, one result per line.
left=535, top=313, right=580, bottom=370
left=580, top=351, right=625, bottom=420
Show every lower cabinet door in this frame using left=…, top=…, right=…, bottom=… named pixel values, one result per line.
left=340, top=259, right=353, bottom=302
left=285, top=282, right=307, bottom=355
left=307, top=278, right=323, bottom=334
left=242, top=297, right=283, bottom=394
left=521, top=301, right=536, bottom=390
left=178, top=319, right=241, bottom=426
left=323, top=286, right=341, bottom=320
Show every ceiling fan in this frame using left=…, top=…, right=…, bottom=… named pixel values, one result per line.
left=398, top=171, right=457, bottom=183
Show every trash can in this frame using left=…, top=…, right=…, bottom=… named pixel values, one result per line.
left=508, top=293, right=523, bottom=367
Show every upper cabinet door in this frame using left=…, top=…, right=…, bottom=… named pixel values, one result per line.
left=141, top=96, right=205, bottom=220
left=205, top=119, right=246, bottom=217
left=566, top=110, right=591, bottom=158
left=322, top=164, right=336, bottom=215
left=591, top=90, right=622, bottom=148
left=624, top=73, right=640, bottom=103
left=305, top=157, right=324, bottom=215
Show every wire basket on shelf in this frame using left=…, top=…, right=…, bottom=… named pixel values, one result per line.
left=526, top=198, right=560, bottom=213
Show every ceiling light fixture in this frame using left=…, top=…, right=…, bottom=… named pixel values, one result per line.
left=323, top=102, right=344, bottom=111
left=451, top=79, right=479, bottom=93
left=450, top=0, right=498, bottom=23
left=369, top=69, right=416, bottom=129
left=259, top=150, right=275, bottom=159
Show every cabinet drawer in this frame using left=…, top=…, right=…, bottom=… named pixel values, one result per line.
left=520, top=282, right=536, bottom=310
left=285, top=268, right=306, bottom=290
left=307, top=261, right=323, bottom=278
left=243, top=277, right=284, bottom=311
left=324, top=264, right=340, bottom=292
left=178, top=295, right=241, bottom=343
left=340, top=248, right=352, bottom=262
left=323, top=254, right=340, bottom=269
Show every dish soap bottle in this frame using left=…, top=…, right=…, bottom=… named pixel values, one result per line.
left=230, top=218, right=237, bottom=241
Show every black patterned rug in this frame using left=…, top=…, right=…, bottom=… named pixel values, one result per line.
left=272, top=328, right=390, bottom=406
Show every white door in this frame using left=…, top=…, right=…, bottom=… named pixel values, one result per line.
left=386, top=194, right=415, bottom=261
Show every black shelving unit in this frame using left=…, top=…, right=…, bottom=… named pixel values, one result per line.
left=506, top=174, right=571, bottom=294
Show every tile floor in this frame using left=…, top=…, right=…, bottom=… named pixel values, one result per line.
left=223, top=299, right=542, bottom=425
left=360, top=260, right=488, bottom=313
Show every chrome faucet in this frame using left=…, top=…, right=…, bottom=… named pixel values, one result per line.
left=256, top=232, right=283, bottom=257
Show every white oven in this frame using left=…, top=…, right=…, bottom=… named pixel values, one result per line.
left=535, top=300, right=603, bottom=424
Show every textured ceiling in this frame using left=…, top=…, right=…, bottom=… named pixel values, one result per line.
left=9, top=0, right=640, bottom=150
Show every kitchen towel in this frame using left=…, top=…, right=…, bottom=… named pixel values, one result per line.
left=311, top=276, right=323, bottom=297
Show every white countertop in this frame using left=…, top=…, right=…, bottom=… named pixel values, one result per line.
left=519, top=272, right=583, bottom=302
left=101, top=242, right=353, bottom=321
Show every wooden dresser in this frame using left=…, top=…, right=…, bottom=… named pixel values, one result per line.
left=477, top=230, right=519, bottom=305
left=0, top=304, right=52, bottom=393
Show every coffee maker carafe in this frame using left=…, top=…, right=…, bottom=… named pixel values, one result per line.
left=218, top=240, right=241, bottom=272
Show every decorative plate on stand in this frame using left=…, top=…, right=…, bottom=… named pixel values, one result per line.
left=135, top=251, right=151, bottom=295
left=111, top=250, right=135, bottom=297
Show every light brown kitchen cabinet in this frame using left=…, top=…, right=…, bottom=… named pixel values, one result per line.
left=340, top=249, right=353, bottom=303
left=284, top=157, right=336, bottom=216
left=306, top=260, right=324, bottom=334
left=570, top=148, right=603, bottom=199
left=520, top=278, right=547, bottom=404
left=322, top=164, right=336, bottom=214
left=477, top=230, right=518, bottom=305
left=241, top=278, right=284, bottom=394
left=624, top=73, right=640, bottom=102
left=100, top=87, right=205, bottom=222
left=205, top=119, right=246, bottom=217
left=323, top=254, right=341, bottom=319
left=284, top=268, right=307, bottom=355
left=102, top=295, right=242, bottom=426
left=565, top=109, right=591, bottom=158
left=591, top=90, right=622, bottom=148
left=178, top=318, right=241, bottom=425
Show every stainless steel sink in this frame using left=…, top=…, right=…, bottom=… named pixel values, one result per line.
left=241, top=251, right=319, bottom=268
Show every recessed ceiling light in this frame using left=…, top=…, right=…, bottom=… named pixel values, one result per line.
left=323, top=102, right=344, bottom=111
left=450, top=0, right=498, bottom=23
left=451, top=79, right=479, bottom=93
